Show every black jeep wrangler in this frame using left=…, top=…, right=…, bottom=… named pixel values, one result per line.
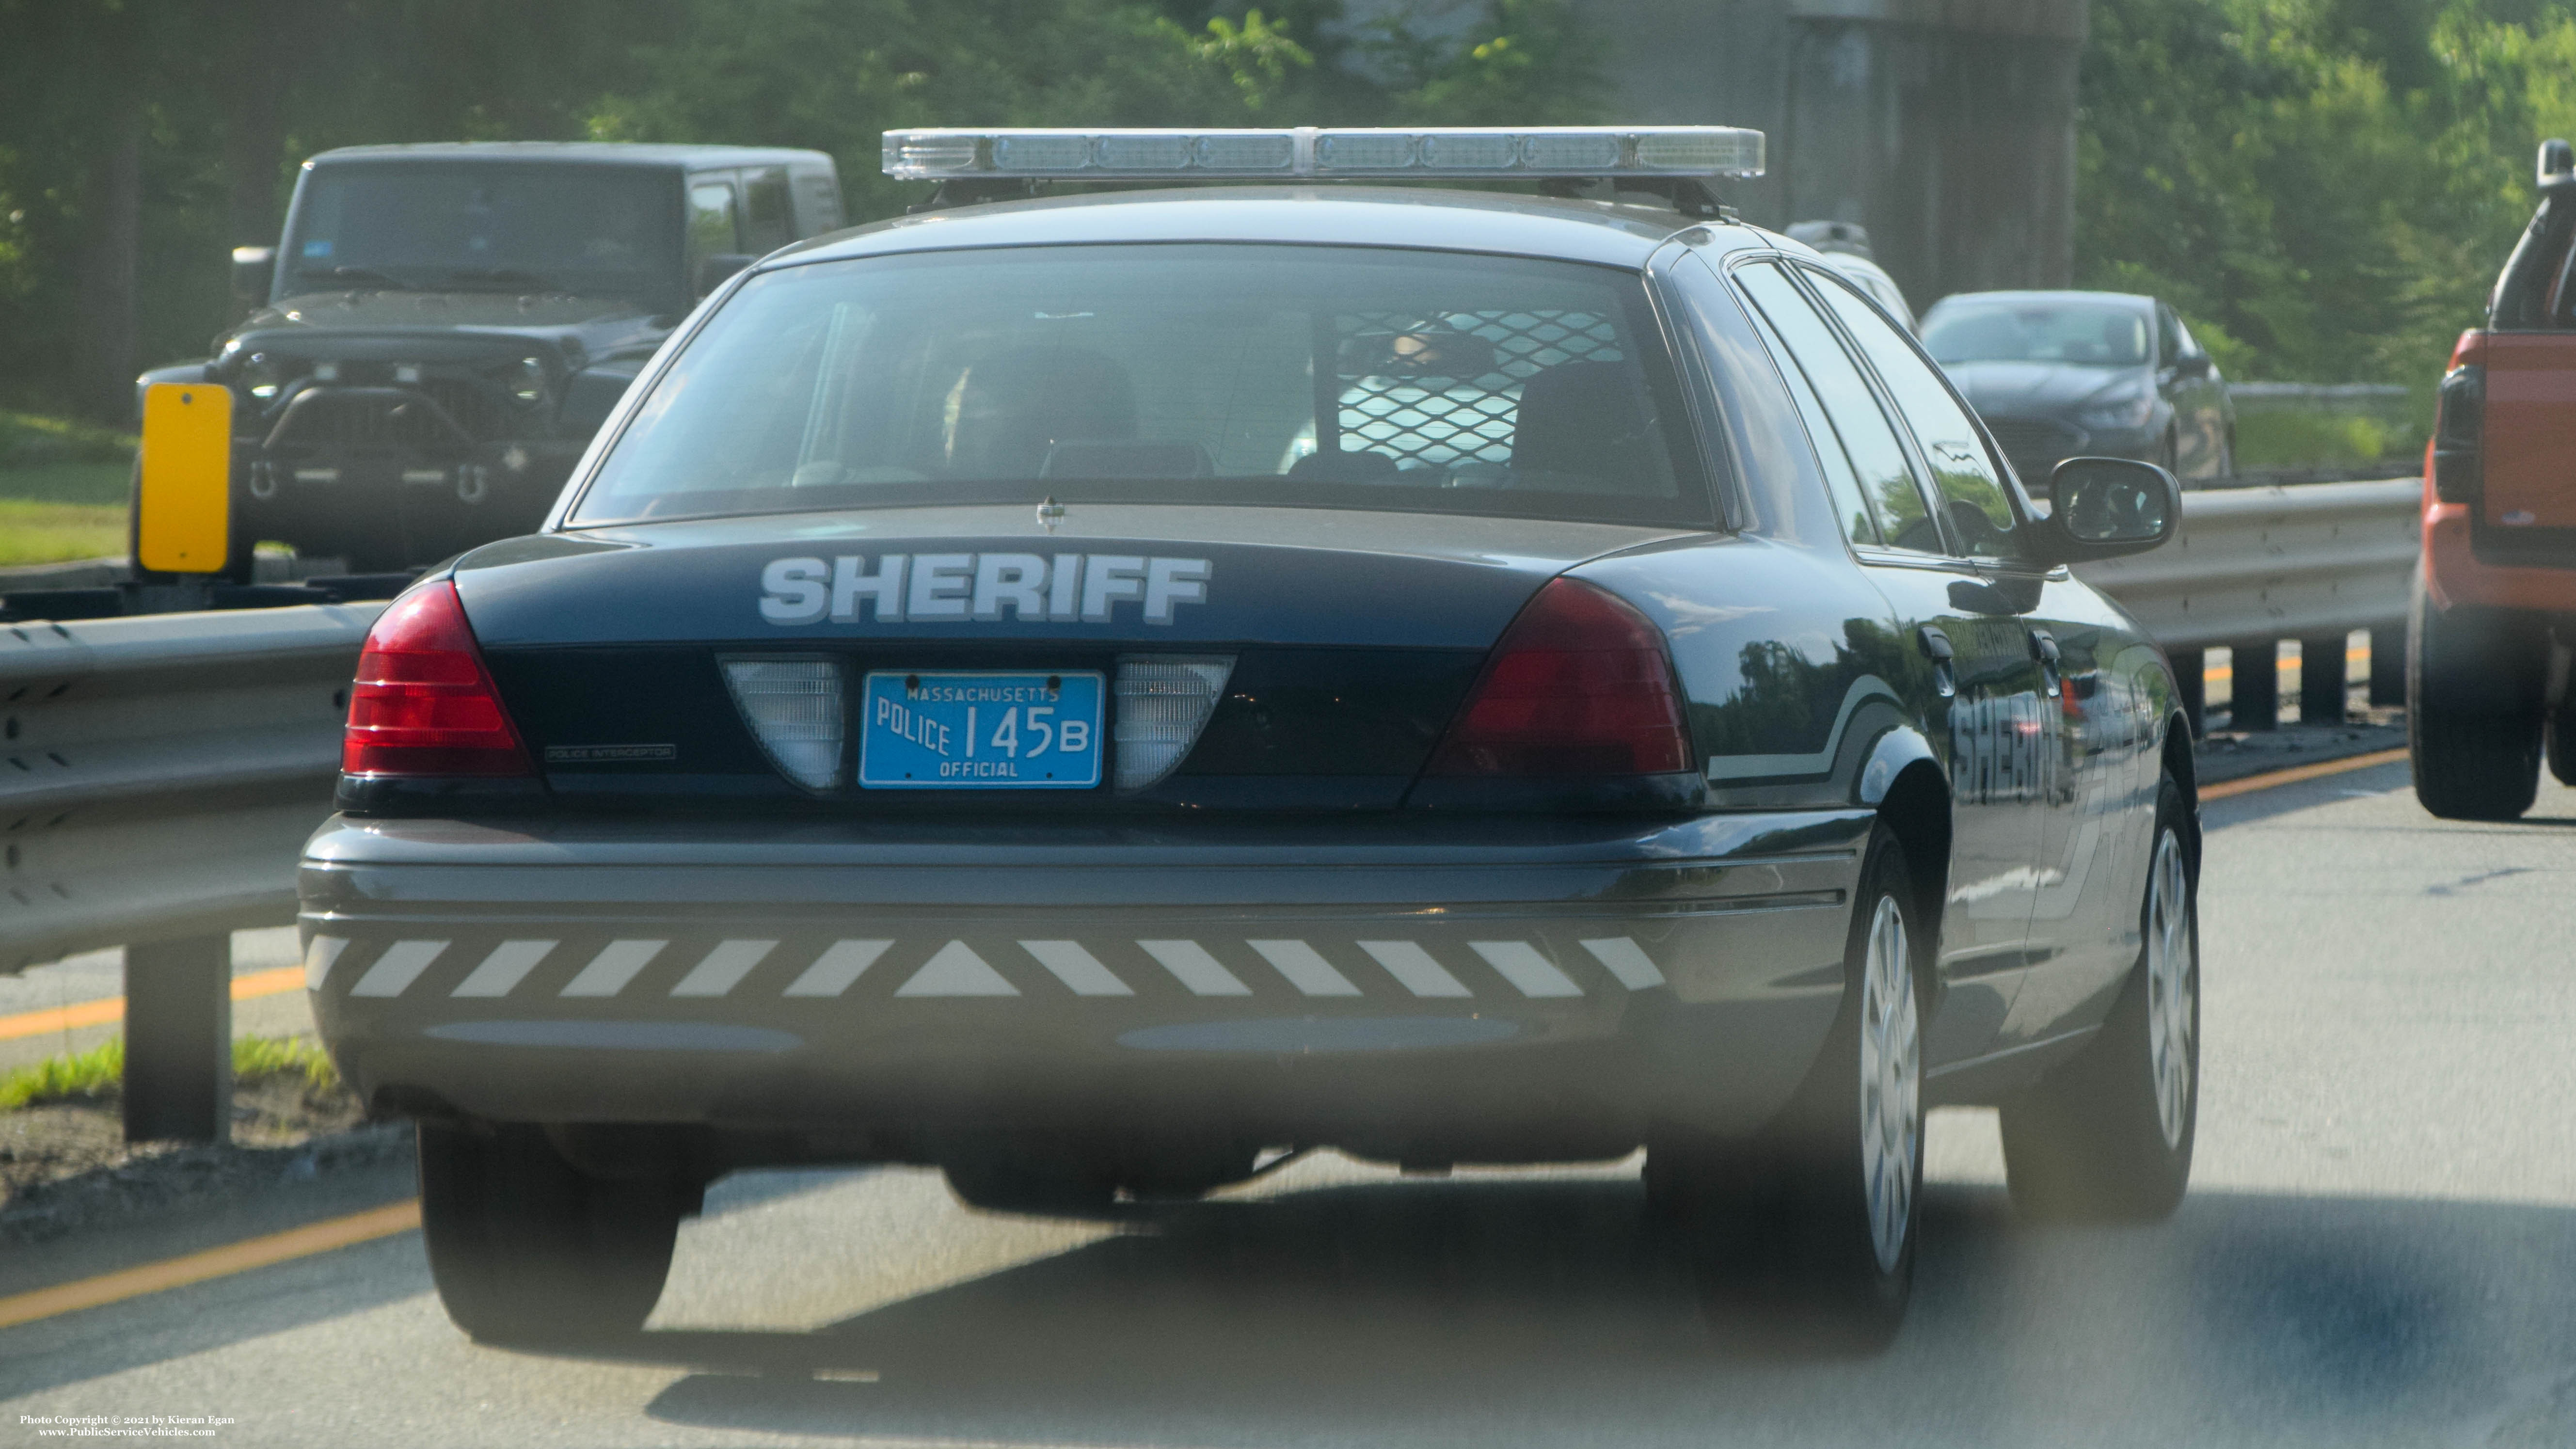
left=138, top=142, right=843, bottom=573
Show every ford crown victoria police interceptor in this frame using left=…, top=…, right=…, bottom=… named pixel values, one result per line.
left=299, top=127, right=2199, bottom=1353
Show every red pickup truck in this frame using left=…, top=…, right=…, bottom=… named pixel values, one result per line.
left=2413, top=139, right=2576, bottom=819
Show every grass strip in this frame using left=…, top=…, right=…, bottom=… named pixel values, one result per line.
left=0, top=1035, right=338, bottom=1111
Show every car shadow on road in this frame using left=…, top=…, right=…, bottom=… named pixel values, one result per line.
left=606, top=1176, right=2574, bottom=1448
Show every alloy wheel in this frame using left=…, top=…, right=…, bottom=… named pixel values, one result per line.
left=1859, top=894, right=1921, bottom=1274
left=2145, top=829, right=2196, bottom=1147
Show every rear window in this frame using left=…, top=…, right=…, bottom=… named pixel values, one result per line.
left=567, top=243, right=1713, bottom=529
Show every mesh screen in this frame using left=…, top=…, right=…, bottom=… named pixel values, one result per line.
left=1332, top=310, right=1624, bottom=469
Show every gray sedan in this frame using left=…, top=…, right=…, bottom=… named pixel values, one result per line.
left=1923, top=290, right=2235, bottom=489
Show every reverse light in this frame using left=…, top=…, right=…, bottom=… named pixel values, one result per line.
left=721, top=657, right=847, bottom=792
left=1429, top=578, right=1689, bottom=777
left=341, top=582, right=533, bottom=778
left=1114, top=655, right=1235, bottom=790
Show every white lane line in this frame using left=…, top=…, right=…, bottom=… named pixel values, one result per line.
left=1019, top=941, right=1134, bottom=996
left=671, top=939, right=778, bottom=998
left=559, top=940, right=668, bottom=998
left=450, top=940, right=557, bottom=998
left=350, top=940, right=448, bottom=998
left=783, top=940, right=891, bottom=998
left=1471, top=941, right=1583, bottom=998
left=1247, top=939, right=1361, bottom=996
left=1138, top=940, right=1251, bottom=996
left=896, top=941, right=1019, bottom=997
left=1357, top=940, right=1472, bottom=998
left=301, top=936, right=349, bottom=991
left=1581, top=937, right=1666, bottom=990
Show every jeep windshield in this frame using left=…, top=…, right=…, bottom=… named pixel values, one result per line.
left=282, top=161, right=683, bottom=303
left=567, top=242, right=1714, bottom=530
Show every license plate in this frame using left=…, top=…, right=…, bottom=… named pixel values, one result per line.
left=859, top=670, right=1104, bottom=789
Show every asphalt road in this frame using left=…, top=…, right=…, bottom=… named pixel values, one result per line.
left=5, top=758, right=2575, bottom=1448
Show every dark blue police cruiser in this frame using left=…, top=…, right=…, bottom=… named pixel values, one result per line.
left=299, top=126, right=2200, bottom=1353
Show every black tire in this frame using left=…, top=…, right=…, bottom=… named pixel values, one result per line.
left=2548, top=708, right=2576, bottom=789
left=2408, top=572, right=2545, bottom=821
left=1999, top=772, right=2198, bottom=1221
left=1650, top=823, right=1923, bottom=1354
left=418, top=1121, right=684, bottom=1345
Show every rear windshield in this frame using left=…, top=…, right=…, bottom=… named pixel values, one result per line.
left=1922, top=300, right=2151, bottom=367
left=567, top=242, right=1713, bottom=528
left=284, top=162, right=683, bottom=302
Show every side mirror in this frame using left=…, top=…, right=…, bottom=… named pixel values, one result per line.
left=2039, top=456, right=2178, bottom=563
left=695, top=253, right=756, bottom=297
left=2167, top=352, right=2212, bottom=380
left=231, top=245, right=275, bottom=309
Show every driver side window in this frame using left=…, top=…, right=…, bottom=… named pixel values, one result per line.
left=1805, top=266, right=2020, bottom=558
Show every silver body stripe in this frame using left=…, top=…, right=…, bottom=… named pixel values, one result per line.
left=671, top=939, right=778, bottom=998
left=560, top=940, right=668, bottom=998
left=898, top=941, right=1018, bottom=996
left=351, top=940, right=448, bottom=998
left=452, top=940, right=556, bottom=998
left=302, top=936, right=349, bottom=991
left=1247, top=939, right=1361, bottom=996
left=784, top=940, right=890, bottom=997
left=1019, top=940, right=1133, bottom=996
left=1138, top=939, right=1251, bottom=996
left=1358, top=940, right=1472, bottom=998
left=1581, top=937, right=1666, bottom=989
left=1471, top=941, right=1583, bottom=998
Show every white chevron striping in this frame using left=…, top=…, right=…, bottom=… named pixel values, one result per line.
left=783, top=940, right=892, bottom=997
left=1581, top=937, right=1666, bottom=989
left=897, top=941, right=1019, bottom=996
left=1357, top=940, right=1472, bottom=998
left=1247, top=939, right=1361, bottom=996
left=1137, top=940, right=1251, bottom=996
left=1471, top=941, right=1583, bottom=998
left=302, top=936, right=349, bottom=991
left=1019, top=940, right=1134, bottom=996
left=671, top=939, right=778, bottom=998
left=559, top=940, right=668, bottom=998
left=350, top=940, right=448, bottom=998
left=451, top=940, right=557, bottom=998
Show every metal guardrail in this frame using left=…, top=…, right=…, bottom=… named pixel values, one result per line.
left=0, top=602, right=382, bottom=975
left=0, top=480, right=2427, bottom=1138
left=2074, top=477, right=2423, bottom=652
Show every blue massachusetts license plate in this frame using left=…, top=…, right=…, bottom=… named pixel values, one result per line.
left=859, top=670, right=1105, bottom=789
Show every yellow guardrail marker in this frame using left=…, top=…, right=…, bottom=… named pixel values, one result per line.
left=136, top=381, right=233, bottom=573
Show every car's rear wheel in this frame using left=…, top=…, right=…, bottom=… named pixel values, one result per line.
left=2409, top=573, right=2545, bottom=820
left=418, top=1121, right=685, bottom=1345
left=1651, top=823, right=1922, bottom=1354
left=1999, top=773, right=2198, bottom=1221
left=2547, top=707, right=2576, bottom=789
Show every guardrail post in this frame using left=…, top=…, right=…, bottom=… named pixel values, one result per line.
left=123, top=933, right=232, bottom=1145
left=2172, top=647, right=2206, bottom=737
left=2231, top=640, right=2280, bottom=731
left=2299, top=634, right=2349, bottom=724
left=2369, top=624, right=2406, bottom=706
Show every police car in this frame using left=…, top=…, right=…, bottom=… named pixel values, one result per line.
left=300, top=126, right=2198, bottom=1353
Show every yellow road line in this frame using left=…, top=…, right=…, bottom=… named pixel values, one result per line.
left=0, top=1199, right=420, bottom=1332
left=0, top=965, right=307, bottom=1044
left=2201, top=747, right=2409, bottom=800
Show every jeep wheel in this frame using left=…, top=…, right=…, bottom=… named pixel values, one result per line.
left=1999, top=771, right=2197, bottom=1221
left=418, top=1121, right=685, bottom=1346
left=1650, top=823, right=1922, bottom=1355
left=2408, top=573, right=2545, bottom=821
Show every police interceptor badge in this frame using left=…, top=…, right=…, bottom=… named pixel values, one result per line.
left=760, top=553, right=1211, bottom=625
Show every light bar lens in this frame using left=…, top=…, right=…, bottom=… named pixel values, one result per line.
left=882, top=126, right=1766, bottom=181
left=722, top=657, right=847, bottom=792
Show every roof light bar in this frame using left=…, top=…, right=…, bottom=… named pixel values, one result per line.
left=882, top=126, right=1765, bottom=181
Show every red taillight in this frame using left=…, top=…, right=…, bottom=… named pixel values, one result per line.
left=341, top=581, right=533, bottom=778
left=1427, top=577, right=1691, bottom=777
